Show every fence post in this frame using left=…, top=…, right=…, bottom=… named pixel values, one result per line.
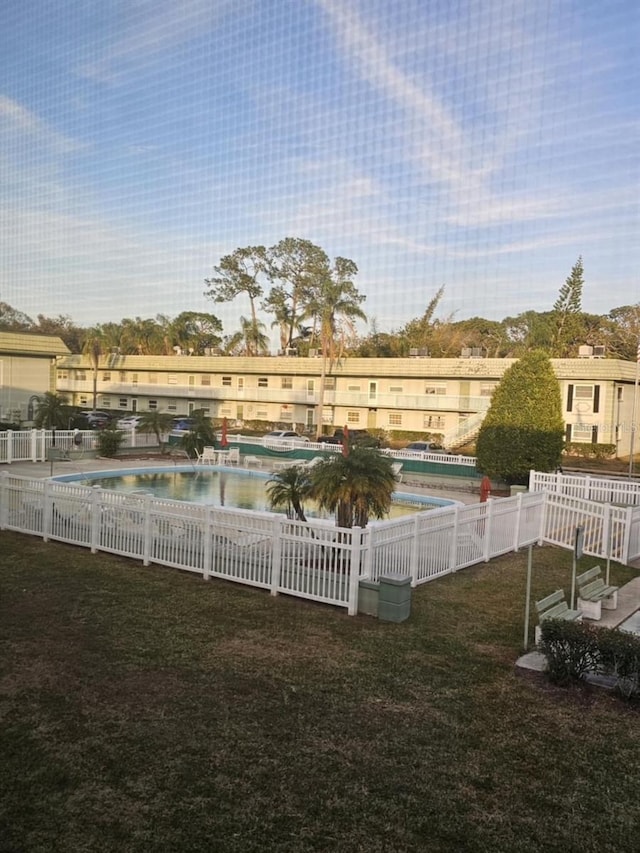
left=347, top=527, right=363, bottom=616
left=409, top=514, right=420, bottom=586
left=513, top=491, right=523, bottom=552
left=7, top=429, right=14, bottom=465
left=482, top=499, right=493, bottom=562
left=202, top=506, right=213, bottom=580
left=90, top=487, right=102, bottom=553
left=622, top=506, right=633, bottom=566
left=270, top=516, right=282, bottom=596
left=42, top=479, right=53, bottom=542
left=0, top=471, right=7, bottom=529
left=450, top=506, right=459, bottom=571
left=142, top=493, right=152, bottom=566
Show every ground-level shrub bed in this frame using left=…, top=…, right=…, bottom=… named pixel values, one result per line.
left=1, top=532, right=640, bottom=852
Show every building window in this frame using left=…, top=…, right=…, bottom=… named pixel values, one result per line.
left=148, top=400, right=158, bottom=410
left=57, top=371, right=68, bottom=380
left=347, top=384, right=361, bottom=392
left=119, top=398, right=128, bottom=408
left=280, top=408, right=293, bottom=421
left=389, top=412, right=402, bottom=426
left=102, top=371, right=111, bottom=381
left=425, top=384, right=446, bottom=395
left=256, top=409, right=268, bottom=419
left=325, top=377, right=336, bottom=390
left=132, top=373, right=138, bottom=385
left=423, top=414, right=445, bottom=429
left=168, top=374, right=178, bottom=385
left=222, top=375, right=232, bottom=386
left=346, top=411, right=360, bottom=424
left=480, top=383, right=496, bottom=396
left=119, top=371, right=127, bottom=382
left=79, top=395, right=88, bottom=405
left=570, top=423, right=596, bottom=442
left=76, top=370, right=86, bottom=381
left=258, top=377, right=268, bottom=388
left=566, top=384, right=600, bottom=413
left=148, top=373, right=157, bottom=384
left=201, top=375, right=211, bottom=386
left=281, top=376, right=293, bottom=389
left=389, top=385, right=403, bottom=393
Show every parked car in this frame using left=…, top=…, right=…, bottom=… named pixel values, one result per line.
left=171, top=417, right=196, bottom=432
left=79, top=411, right=113, bottom=429
left=117, top=415, right=143, bottom=430
left=263, top=430, right=310, bottom=443
left=317, top=428, right=381, bottom=448
left=403, top=441, right=446, bottom=454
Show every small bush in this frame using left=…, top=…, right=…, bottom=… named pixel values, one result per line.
left=95, top=426, right=125, bottom=457
left=539, top=620, right=640, bottom=699
left=564, top=442, right=616, bottom=460
left=538, top=619, right=600, bottom=684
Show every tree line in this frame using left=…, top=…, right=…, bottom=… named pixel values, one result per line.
left=2, top=247, right=639, bottom=361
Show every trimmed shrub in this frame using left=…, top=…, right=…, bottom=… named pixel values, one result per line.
left=538, top=619, right=600, bottom=685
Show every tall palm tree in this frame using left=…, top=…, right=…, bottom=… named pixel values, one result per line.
left=34, top=392, right=71, bottom=429
left=81, top=328, right=103, bottom=411
left=266, top=466, right=313, bottom=521
left=306, top=257, right=366, bottom=433
left=309, top=445, right=397, bottom=528
left=136, top=411, right=175, bottom=452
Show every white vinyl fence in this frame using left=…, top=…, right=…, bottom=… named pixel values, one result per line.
left=3, top=472, right=639, bottom=616
left=0, top=429, right=159, bottom=464
left=530, top=470, right=640, bottom=506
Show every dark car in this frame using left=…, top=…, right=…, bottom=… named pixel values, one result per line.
left=404, top=441, right=446, bottom=454
left=317, top=429, right=381, bottom=448
left=75, top=410, right=113, bottom=429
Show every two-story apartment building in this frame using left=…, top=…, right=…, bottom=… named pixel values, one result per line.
left=53, top=350, right=640, bottom=457
left=0, top=332, right=70, bottom=423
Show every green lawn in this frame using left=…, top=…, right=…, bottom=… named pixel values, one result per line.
left=2, top=531, right=640, bottom=852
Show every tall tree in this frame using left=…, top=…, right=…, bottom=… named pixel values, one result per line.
left=0, top=301, right=33, bottom=331
left=204, top=246, right=268, bottom=332
left=550, top=257, right=584, bottom=357
left=305, top=256, right=366, bottom=432
left=476, top=350, right=564, bottom=484
left=309, top=445, right=397, bottom=528
left=263, top=238, right=329, bottom=350
left=81, top=328, right=104, bottom=411
left=35, top=314, right=84, bottom=352
left=169, top=311, right=223, bottom=355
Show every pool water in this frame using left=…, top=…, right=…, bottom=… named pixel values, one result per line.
left=68, top=467, right=454, bottom=518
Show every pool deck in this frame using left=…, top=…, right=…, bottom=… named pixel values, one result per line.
left=2, top=456, right=482, bottom=505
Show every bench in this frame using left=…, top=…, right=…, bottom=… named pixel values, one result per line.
left=576, top=565, right=619, bottom=621
left=243, top=455, right=262, bottom=468
left=534, top=589, right=582, bottom=644
left=47, top=447, right=71, bottom=462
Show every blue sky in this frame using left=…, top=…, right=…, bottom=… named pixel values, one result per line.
left=1, top=0, right=638, bottom=343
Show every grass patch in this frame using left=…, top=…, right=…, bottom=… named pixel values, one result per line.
left=2, top=532, right=640, bottom=852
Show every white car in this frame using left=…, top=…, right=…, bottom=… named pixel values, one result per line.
left=117, top=415, right=144, bottom=430
left=263, top=430, right=310, bottom=443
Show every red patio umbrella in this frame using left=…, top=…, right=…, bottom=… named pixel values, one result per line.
left=341, top=424, right=349, bottom=457
left=220, top=417, right=229, bottom=448
left=480, top=475, right=491, bottom=502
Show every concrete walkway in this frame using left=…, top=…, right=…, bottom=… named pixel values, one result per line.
left=517, top=576, right=640, bottom=674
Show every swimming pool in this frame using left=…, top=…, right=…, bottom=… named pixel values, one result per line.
left=54, top=465, right=457, bottom=518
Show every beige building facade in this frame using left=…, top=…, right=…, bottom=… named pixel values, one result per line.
left=53, top=351, right=640, bottom=457
left=0, top=332, right=70, bottom=423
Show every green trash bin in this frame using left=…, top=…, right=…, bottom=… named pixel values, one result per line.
left=378, top=573, right=412, bottom=623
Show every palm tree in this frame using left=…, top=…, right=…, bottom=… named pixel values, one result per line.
left=178, top=409, right=217, bottom=458
left=81, top=328, right=103, bottom=411
left=309, top=445, right=397, bottom=528
left=266, top=466, right=313, bottom=521
left=136, top=411, right=175, bottom=452
left=306, top=257, right=366, bottom=433
left=34, top=392, right=71, bottom=429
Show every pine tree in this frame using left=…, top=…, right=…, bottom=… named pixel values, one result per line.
left=551, top=257, right=584, bottom=357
